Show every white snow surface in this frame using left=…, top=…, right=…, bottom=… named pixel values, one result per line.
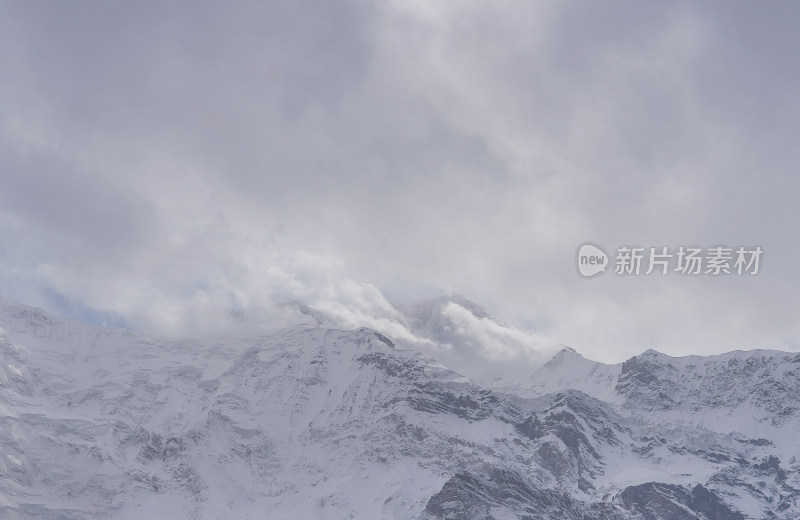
left=0, top=296, right=798, bottom=519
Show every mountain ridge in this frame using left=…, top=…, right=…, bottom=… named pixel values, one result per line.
left=0, top=296, right=797, bottom=519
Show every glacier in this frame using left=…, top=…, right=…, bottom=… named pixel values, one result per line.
left=0, top=296, right=797, bottom=519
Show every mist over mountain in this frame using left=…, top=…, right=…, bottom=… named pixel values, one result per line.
left=3, top=2, right=799, bottom=518
left=250, top=293, right=560, bottom=388
left=0, top=295, right=797, bottom=519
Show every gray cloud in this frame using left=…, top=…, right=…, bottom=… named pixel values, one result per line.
left=1, top=0, right=799, bottom=363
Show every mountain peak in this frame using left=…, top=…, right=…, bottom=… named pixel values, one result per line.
left=555, top=345, right=580, bottom=357
left=399, top=293, right=490, bottom=321
left=540, top=345, right=588, bottom=367
left=0, top=294, right=797, bottom=519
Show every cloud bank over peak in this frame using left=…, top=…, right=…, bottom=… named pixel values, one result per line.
left=1, top=1, right=799, bottom=362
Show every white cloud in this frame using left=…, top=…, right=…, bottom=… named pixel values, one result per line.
left=441, top=301, right=558, bottom=363
left=0, top=1, right=798, bottom=362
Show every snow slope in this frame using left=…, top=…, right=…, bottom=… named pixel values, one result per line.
left=0, top=297, right=797, bottom=519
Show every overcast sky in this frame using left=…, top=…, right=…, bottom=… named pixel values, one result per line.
left=1, top=1, right=799, bottom=363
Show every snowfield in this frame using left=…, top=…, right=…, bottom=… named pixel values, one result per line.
left=0, top=296, right=797, bottom=519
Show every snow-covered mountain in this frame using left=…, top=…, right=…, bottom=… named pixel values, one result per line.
left=281, top=294, right=559, bottom=388
left=0, top=296, right=798, bottom=519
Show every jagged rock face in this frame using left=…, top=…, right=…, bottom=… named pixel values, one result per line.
left=615, top=349, right=800, bottom=421
left=619, top=483, right=745, bottom=520
left=0, top=298, right=798, bottom=519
